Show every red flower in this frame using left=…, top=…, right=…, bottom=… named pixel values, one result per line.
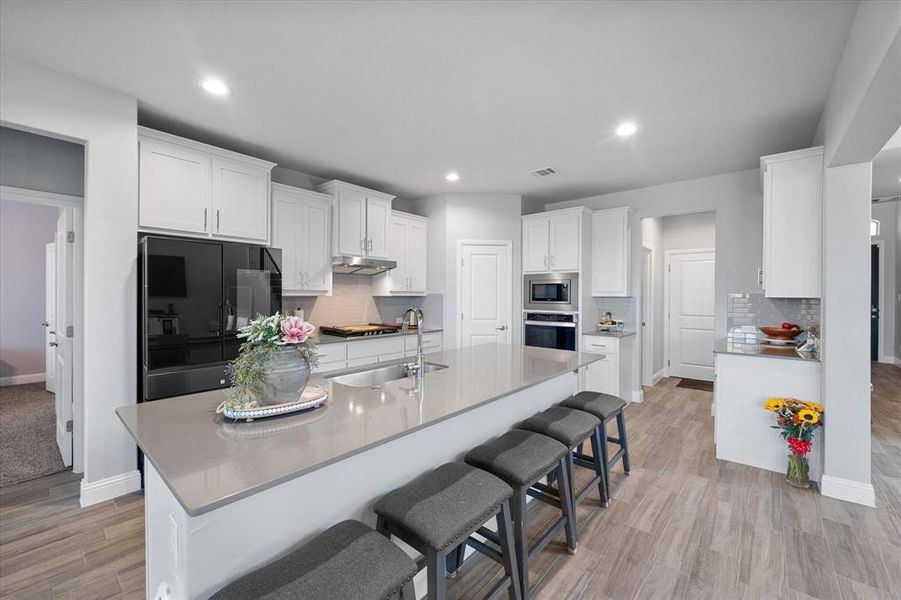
left=787, top=437, right=812, bottom=456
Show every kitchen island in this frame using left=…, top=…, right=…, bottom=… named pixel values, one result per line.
left=117, top=343, right=603, bottom=599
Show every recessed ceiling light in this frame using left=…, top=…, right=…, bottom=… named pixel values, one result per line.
left=616, top=121, right=638, bottom=137
left=445, top=171, right=460, bottom=182
left=200, top=77, right=230, bottom=96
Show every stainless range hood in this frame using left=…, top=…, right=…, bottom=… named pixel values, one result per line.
left=332, top=255, right=397, bottom=275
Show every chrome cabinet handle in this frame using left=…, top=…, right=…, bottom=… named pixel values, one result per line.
left=367, top=239, right=373, bottom=252
left=42, top=321, right=49, bottom=327
left=49, top=341, right=58, bottom=347
left=216, top=209, right=220, bottom=232
left=204, top=208, right=208, bottom=231
left=361, top=238, right=365, bottom=253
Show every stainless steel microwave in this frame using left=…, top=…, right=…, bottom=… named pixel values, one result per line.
left=524, top=272, right=578, bottom=312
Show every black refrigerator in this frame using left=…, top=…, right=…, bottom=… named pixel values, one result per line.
left=138, top=235, right=282, bottom=401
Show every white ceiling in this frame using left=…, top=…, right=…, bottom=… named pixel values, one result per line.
left=0, top=1, right=859, bottom=203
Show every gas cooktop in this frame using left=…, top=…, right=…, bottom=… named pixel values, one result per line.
left=319, top=323, right=402, bottom=337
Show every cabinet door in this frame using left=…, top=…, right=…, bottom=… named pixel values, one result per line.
left=407, top=219, right=427, bottom=293
left=523, top=217, right=550, bottom=272
left=592, top=209, right=630, bottom=296
left=336, top=190, right=366, bottom=256
left=386, top=217, right=408, bottom=292
left=549, top=212, right=580, bottom=271
left=271, top=193, right=302, bottom=293
left=139, top=139, right=210, bottom=234
left=586, top=357, right=616, bottom=395
left=211, top=158, right=270, bottom=241
left=763, top=153, right=822, bottom=298
left=301, top=200, right=332, bottom=292
left=366, top=196, right=392, bottom=258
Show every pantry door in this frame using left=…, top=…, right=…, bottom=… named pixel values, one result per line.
left=458, top=241, right=512, bottom=348
left=666, top=249, right=716, bottom=381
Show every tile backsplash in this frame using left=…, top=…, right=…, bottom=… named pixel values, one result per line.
left=283, top=274, right=443, bottom=328
left=593, top=297, right=637, bottom=331
left=727, top=293, right=820, bottom=338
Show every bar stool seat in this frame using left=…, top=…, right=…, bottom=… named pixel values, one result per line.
left=517, top=406, right=600, bottom=448
left=374, top=462, right=512, bottom=551
left=465, top=428, right=568, bottom=486
left=559, top=391, right=626, bottom=420
left=210, top=519, right=417, bottom=600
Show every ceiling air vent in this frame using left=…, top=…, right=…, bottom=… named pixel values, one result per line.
left=528, top=167, right=558, bottom=178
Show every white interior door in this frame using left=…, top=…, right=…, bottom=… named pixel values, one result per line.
left=460, top=243, right=511, bottom=347
left=44, top=242, right=57, bottom=393
left=667, top=250, right=715, bottom=381
left=54, top=210, right=73, bottom=467
left=641, top=247, right=653, bottom=385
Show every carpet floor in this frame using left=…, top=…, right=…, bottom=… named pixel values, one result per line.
left=0, top=382, right=65, bottom=487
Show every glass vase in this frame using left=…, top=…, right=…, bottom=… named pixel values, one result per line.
left=786, top=453, right=810, bottom=488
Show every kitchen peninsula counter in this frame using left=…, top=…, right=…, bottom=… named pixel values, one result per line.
left=117, top=343, right=602, bottom=599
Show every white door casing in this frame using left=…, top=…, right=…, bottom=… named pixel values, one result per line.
left=54, top=209, right=74, bottom=467
left=459, top=241, right=512, bottom=348
left=641, top=247, right=653, bottom=385
left=45, top=242, right=57, bottom=393
left=666, top=249, right=715, bottom=381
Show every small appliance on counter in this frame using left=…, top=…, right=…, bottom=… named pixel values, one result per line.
left=597, top=311, right=624, bottom=333
left=319, top=323, right=401, bottom=337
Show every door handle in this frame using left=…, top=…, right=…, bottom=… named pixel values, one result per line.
left=49, top=341, right=58, bottom=347
left=496, top=325, right=508, bottom=331
left=42, top=321, right=50, bottom=327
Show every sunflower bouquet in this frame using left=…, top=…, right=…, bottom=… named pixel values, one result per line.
left=763, top=397, right=824, bottom=488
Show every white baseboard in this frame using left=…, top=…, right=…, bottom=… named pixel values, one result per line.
left=80, top=470, right=141, bottom=507
left=631, top=389, right=644, bottom=403
left=0, top=372, right=46, bottom=386
left=879, top=355, right=900, bottom=366
left=820, top=474, right=876, bottom=507
left=652, top=369, right=666, bottom=384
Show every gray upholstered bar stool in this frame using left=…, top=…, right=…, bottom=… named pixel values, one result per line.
left=559, top=391, right=631, bottom=500
left=374, top=462, right=522, bottom=600
left=463, top=429, right=577, bottom=599
left=516, top=405, right=608, bottom=510
left=210, top=519, right=418, bottom=600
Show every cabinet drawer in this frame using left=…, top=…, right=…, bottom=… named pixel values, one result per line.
left=581, top=336, right=618, bottom=355
left=347, top=337, right=405, bottom=360
left=316, top=343, right=347, bottom=364
left=405, top=332, right=443, bottom=353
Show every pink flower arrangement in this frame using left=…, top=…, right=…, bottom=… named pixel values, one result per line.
left=281, top=316, right=315, bottom=344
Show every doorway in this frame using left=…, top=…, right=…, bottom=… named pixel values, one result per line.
left=641, top=247, right=654, bottom=385
left=665, top=248, right=716, bottom=381
left=871, top=242, right=882, bottom=362
left=457, top=240, right=512, bottom=348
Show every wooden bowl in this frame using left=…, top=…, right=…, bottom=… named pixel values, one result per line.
left=759, top=326, right=802, bottom=340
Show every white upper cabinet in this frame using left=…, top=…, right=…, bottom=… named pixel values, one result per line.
left=271, top=184, right=333, bottom=296
left=522, top=208, right=583, bottom=273
left=138, top=127, right=275, bottom=243
left=591, top=207, right=632, bottom=297
left=373, top=211, right=428, bottom=296
left=760, top=147, right=823, bottom=298
left=318, top=180, right=395, bottom=259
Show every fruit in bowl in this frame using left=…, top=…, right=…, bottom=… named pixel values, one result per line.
left=759, top=323, right=803, bottom=339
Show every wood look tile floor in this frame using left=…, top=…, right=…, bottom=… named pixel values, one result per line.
left=1, top=366, right=899, bottom=599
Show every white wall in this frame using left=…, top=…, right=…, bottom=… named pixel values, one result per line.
left=872, top=200, right=898, bottom=361
left=411, top=193, right=522, bottom=348
left=0, top=199, right=59, bottom=380
left=0, top=54, right=140, bottom=504
left=0, top=125, right=84, bottom=196
left=548, top=169, right=761, bottom=344
left=640, top=217, right=664, bottom=378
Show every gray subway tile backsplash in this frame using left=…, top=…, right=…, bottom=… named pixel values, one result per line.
left=726, top=293, right=820, bottom=339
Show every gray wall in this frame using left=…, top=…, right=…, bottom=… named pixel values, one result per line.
left=270, top=166, right=328, bottom=192
left=547, top=169, right=762, bottom=343
left=0, top=199, right=59, bottom=379
left=0, top=126, right=84, bottom=196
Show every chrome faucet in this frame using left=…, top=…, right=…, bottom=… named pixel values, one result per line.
left=402, top=307, right=424, bottom=376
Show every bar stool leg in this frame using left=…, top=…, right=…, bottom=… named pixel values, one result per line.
left=589, top=425, right=611, bottom=507
left=496, top=500, right=523, bottom=600
left=617, top=411, right=632, bottom=474
left=599, top=417, right=612, bottom=498
left=426, top=548, right=447, bottom=600
left=510, top=488, right=528, bottom=600
left=557, top=457, right=578, bottom=555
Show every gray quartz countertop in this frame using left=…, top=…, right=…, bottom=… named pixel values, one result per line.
left=315, top=328, right=443, bottom=345
left=582, top=330, right=637, bottom=339
left=117, top=343, right=602, bottom=516
left=714, top=337, right=819, bottom=362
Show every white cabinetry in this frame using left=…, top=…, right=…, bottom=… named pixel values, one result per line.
left=312, top=332, right=444, bottom=373
left=272, top=183, right=333, bottom=296
left=760, top=147, right=823, bottom=298
left=522, top=208, right=583, bottom=273
left=318, top=180, right=394, bottom=259
left=373, top=211, right=428, bottom=296
left=591, top=208, right=632, bottom=297
left=580, top=334, right=633, bottom=401
left=138, top=127, right=275, bottom=243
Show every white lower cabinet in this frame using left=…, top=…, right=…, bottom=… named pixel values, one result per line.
left=405, top=332, right=443, bottom=356
left=314, top=332, right=444, bottom=373
left=313, top=343, right=347, bottom=374
left=580, top=334, right=633, bottom=400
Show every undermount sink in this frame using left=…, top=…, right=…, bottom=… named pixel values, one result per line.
left=327, top=362, right=448, bottom=388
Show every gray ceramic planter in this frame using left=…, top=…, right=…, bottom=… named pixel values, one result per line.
left=256, top=346, right=310, bottom=405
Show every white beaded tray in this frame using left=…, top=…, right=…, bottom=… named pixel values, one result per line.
left=216, top=385, right=328, bottom=422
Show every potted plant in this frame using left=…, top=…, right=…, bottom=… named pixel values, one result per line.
left=763, top=397, right=824, bottom=488
left=226, top=313, right=319, bottom=410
